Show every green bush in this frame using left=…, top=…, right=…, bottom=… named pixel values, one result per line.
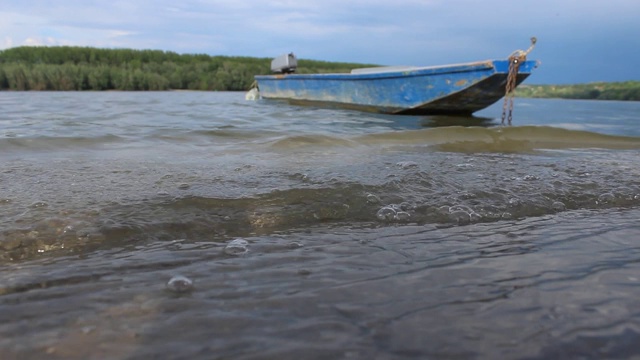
left=0, top=46, right=374, bottom=91
left=516, top=82, right=640, bottom=101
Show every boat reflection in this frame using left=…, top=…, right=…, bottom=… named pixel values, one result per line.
left=418, top=114, right=496, bottom=128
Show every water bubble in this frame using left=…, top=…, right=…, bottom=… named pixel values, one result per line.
left=474, top=204, right=503, bottom=220
left=551, top=201, right=566, bottom=211
left=376, top=206, right=397, bottom=221
left=81, top=326, right=97, bottom=335
left=286, top=241, right=304, bottom=249
left=523, top=175, right=539, bottom=181
left=395, top=211, right=411, bottom=222
left=396, top=161, right=418, bottom=169
left=366, top=193, right=381, bottom=204
left=224, top=238, right=249, bottom=256
left=314, top=203, right=350, bottom=220
left=166, top=275, right=194, bottom=293
left=29, top=201, right=49, bottom=209
left=450, top=205, right=473, bottom=213
left=456, top=163, right=474, bottom=168
left=399, top=202, right=415, bottom=211
left=597, top=193, right=615, bottom=205
left=291, top=172, right=309, bottom=182
left=635, top=194, right=640, bottom=201
left=1, top=236, right=22, bottom=251
left=457, top=192, right=476, bottom=200
left=448, top=210, right=471, bottom=225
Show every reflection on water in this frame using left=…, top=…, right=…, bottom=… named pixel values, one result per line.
left=2, top=209, right=640, bottom=359
left=418, top=114, right=496, bottom=128
left=1, top=92, right=640, bottom=359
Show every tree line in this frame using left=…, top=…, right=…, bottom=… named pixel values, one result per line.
left=0, top=46, right=372, bottom=91
left=515, top=82, right=640, bottom=101
left=2, top=46, right=638, bottom=99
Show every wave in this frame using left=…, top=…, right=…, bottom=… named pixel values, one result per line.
left=355, top=126, right=640, bottom=152
left=2, top=142, right=639, bottom=263
left=4, top=126, right=638, bottom=155
left=262, top=126, right=640, bottom=153
left=0, top=134, right=125, bottom=152
left=268, top=134, right=361, bottom=149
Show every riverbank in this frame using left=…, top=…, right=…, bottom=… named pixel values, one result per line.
left=1, top=46, right=639, bottom=99
left=0, top=46, right=372, bottom=91
left=515, top=81, right=640, bottom=101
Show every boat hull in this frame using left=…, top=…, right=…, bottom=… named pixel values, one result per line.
left=255, top=60, right=538, bottom=115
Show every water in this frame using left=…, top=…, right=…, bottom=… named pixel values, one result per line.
left=1, top=92, right=640, bottom=359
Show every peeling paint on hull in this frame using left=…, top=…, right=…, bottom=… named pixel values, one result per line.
left=255, top=59, right=538, bottom=115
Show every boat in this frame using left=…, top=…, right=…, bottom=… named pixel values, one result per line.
left=252, top=39, right=539, bottom=115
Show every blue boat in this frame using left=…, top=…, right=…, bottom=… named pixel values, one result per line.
left=253, top=40, right=539, bottom=115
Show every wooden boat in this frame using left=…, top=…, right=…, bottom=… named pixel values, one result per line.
left=253, top=41, right=539, bottom=115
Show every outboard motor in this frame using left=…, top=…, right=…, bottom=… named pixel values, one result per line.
left=271, top=53, right=297, bottom=74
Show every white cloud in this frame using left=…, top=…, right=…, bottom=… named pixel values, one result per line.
left=23, top=37, right=61, bottom=46
left=2, top=37, right=14, bottom=49
left=0, top=0, right=638, bottom=82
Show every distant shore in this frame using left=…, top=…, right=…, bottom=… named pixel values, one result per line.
left=0, top=46, right=372, bottom=92
left=1, top=46, right=638, bottom=100
left=515, top=82, right=640, bottom=101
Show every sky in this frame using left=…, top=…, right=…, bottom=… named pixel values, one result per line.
left=1, top=0, right=639, bottom=84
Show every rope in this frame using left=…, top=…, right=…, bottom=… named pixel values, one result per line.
left=501, top=37, right=537, bottom=125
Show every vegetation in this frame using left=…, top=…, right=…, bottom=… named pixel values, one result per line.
left=2, top=46, right=639, bottom=100
left=0, top=46, right=374, bottom=91
left=515, top=82, right=640, bottom=101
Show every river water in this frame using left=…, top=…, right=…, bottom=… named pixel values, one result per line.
left=1, top=92, right=640, bottom=359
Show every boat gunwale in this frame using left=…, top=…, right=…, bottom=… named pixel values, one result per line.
left=255, top=59, right=536, bottom=81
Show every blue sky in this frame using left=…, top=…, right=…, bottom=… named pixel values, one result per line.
left=1, top=0, right=639, bottom=84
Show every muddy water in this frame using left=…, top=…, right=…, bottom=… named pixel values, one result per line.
left=1, top=92, right=640, bottom=359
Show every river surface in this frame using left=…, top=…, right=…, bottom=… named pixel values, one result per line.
left=1, top=92, right=640, bottom=359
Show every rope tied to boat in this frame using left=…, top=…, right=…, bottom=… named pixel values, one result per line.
left=245, top=80, right=260, bottom=101
left=502, top=37, right=537, bottom=125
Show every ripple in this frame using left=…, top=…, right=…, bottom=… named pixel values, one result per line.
left=449, top=210, right=471, bottom=225
left=552, top=201, right=567, bottom=212
left=366, top=193, right=381, bottom=204
left=376, top=206, right=397, bottom=221
left=597, top=192, right=615, bottom=205
left=166, top=275, right=194, bottom=293
left=396, top=161, right=419, bottom=169
left=224, top=238, right=249, bottom=256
